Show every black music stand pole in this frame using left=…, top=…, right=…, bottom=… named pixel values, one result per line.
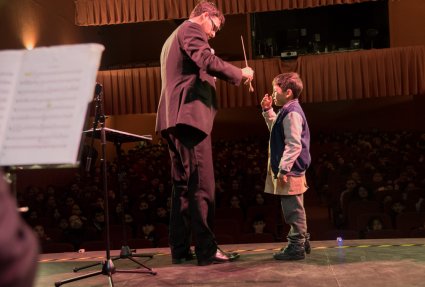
left=55, top=83, right=118, bottom=286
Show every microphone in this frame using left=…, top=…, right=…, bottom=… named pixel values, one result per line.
left=86, top=83, right=102, bottom=173
left=95, top=83, right=103, bottom=95
left=85, top=156, right=92, bottom=173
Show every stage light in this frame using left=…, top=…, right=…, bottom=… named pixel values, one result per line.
left=24, top=42, right=35, bottom=50
left=20, top=6, right=39, bottom=50
left=22, top=25, right=37, bottom=50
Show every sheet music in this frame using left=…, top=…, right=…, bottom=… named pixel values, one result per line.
left=0, top=44, right=104, bottom=166
left=0, top=51, right=22, bottom=153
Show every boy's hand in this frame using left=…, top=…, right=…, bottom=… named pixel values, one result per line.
left=277, top=173, right=288, bottom=184
left=261, top=94, right=272, bottom=110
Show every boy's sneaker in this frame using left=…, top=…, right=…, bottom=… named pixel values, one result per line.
left=280, top=238, right=311, bottom=254
left=305, top=238, right=311, bottom=254
left=274, top=244, right=305, bottom=261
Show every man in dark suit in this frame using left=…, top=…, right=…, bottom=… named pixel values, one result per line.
left=156, top=0, right=254, bottom=266
left=0, top=171, right=38, bottom=286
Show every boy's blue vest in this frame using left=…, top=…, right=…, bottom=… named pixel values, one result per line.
left=270, top=100, right=311, bottom=177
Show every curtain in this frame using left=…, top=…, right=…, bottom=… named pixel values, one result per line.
left=97, top=46, right=425, bottom=115
left=298, top=46, right=425, bottom=103
left=97, top=58, right=295, bottom=115
left=75, top=0, right=378, bottom=26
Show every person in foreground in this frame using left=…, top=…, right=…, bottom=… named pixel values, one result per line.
left=156, top=0, right=254, bottom=266
left=260, top=72, right=311, bottom=260
left=0, top=170, right=38, bottom=286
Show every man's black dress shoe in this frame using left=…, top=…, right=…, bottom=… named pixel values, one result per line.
left=172, top=251, right=195, bottom=264
left=218, top=247, right=240, bottom=260
left=197, top=248, right=239, bottom=266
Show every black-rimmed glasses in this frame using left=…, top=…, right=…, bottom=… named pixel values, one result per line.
left=209, top=16, right=220, bottom=33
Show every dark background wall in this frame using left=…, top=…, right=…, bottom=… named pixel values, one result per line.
left=97, top=14, right=249, bottom=68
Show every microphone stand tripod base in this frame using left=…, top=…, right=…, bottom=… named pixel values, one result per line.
left=111, top=246, right=157, bottom=275
left=55, top=259, right=116, bottom=287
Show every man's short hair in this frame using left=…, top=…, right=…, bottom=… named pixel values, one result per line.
left=272, top=72, right=304, bottom=99
left=190, top=0, right=225, bottom=28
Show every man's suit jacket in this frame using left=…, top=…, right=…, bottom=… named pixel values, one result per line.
left=156, top=20, right=243, bottom=147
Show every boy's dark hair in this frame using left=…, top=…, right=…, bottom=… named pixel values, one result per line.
left=272, top=72, right=303, bottom=99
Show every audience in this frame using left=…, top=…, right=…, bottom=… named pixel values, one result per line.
left=16, top=130, right=425, bottom=253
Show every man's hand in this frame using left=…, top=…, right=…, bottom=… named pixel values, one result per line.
left=261, top=94, right=272, bottom=110
left=242, top=67, right=254, bottom=92
left=241, top=66, right=254, bottom=80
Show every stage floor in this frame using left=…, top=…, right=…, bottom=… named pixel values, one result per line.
left=36, top=238, right=425, bottom=287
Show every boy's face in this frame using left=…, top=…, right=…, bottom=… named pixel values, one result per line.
left=272, top=84, right=290, bottom=106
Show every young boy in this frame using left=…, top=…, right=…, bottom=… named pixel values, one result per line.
left=260, top=72, right=311, bottom=260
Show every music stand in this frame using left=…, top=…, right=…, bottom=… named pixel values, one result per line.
left=84, top=128, right=155, bottom=264
left=78, top=128, right=155, bottom=267
left=55, top=90, right=156, bottom=287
